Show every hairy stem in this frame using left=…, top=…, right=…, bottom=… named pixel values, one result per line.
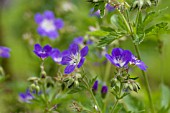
left=81, top=67, right=102, bottom=113
left=110, top=99, right=119, bottom=113
left=82, top=76, right=102, bottom=113
left=117, top=9, right=154, bottom=112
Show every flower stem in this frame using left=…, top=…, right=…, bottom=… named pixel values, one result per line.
left=131, top=43, right=154, bottom=113
left=82, top=76, right=102, bottom=113
left=104, top=61, right=111, bottom=82
left=81, top=67, right=102, bottom=113
left=117, top=9, right=154, bottom=112
left=110, top=99, right=119, bottom=113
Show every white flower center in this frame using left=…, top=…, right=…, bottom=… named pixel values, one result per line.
left=114, top=57, right=125, bottom=67
left=54, top=57, right=62, bottom=63
left=69, top=53, right=80, bottom=65
left=40, top=19, right=56, bottom=32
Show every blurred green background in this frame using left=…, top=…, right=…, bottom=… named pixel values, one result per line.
left=0, top=0, right=170, bottom=112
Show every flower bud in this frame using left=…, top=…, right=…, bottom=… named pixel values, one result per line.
left=101, top=85, right=108, bottom=99
left=74, top=80, right=79, bottom=87
left=67, top=78, right=74, bottom=88
left=41, top=71, right=46, bottom=78
left=111, top=78, right=117, bottom=87
left=92, top=80, right=98, bottom=95
left=35, top=85, right=40, bottom=94
left=30, top=83, right=36, bottom=92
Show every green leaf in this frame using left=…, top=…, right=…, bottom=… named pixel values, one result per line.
left=133, top=33, right=145, bottom=45
left=134, top=11, right=145, bottom=45
left=160, top=84, right=170, bottom=109
left=97, top=35, right=118, bottom=47
left=110, top=14, right=127, bottom=31
left=89, top=75, right=98, bottom=87
left=67, top=86, right=84, bottom=94
left=123, top=95, right=145, bottom=112
left=145, top=22, right=168, bottom=35
left=87, top=30, right=110, bottom=37
left=143, top=11, right=156, bottom=26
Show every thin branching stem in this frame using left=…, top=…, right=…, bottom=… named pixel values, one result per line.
left=117, top=8, right=154, bottom=112
left=81, top=67, right=102, bottom=113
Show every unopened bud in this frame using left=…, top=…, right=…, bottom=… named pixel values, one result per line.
left=74, top=80, right=79, bottom=87
left=92, top=80, right=98, bottom=95
left=101, top=85, right=108, bottom=99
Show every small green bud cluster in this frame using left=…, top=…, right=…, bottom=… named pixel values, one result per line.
left=110, top=68, right=140, bottom=99
left=62, top=73, right=82, bottom=89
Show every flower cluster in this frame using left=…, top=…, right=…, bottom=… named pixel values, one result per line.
left=35, top=10, right=64, bottom=39
left=90, top=3, right=115, bottom=17
left=33, top=43, right=89, bottom=74
left=105, top=48, right=147, bottom=71
left=0, top=46, right=11, bottom=58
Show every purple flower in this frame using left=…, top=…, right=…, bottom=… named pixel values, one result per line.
left=61, top=43, right=89, bottom=74
left=101, top=85, right=108, bottom=98
left=19, top=89, right=34, bottom=103
left=73, top=37, right=84, bottom=45
left=33, top=44, right=52, bottom=59
left=106, top=3, right=115, bottom=12
left=51, top=49, right=70, bottom=64
left=105, top=48, right=148, bottom=71
left=0, top=46, right=11, bottom=58
left=105, top=48, right=132, bottom=68
left=72, top=36, right=93, bottom=46
left=92, top=80, right=98, bottom=94
left=35, top=10, right=64, bottom=39
left=130, top=55, right=148, bottom=71
left=90, top=8, right=100, bottom=17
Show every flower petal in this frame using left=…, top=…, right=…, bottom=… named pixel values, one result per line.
left=135, top=60, right=148, bottom=71
left=34, top=44, right=42, bottom=52
left=111, top=48, right=123, bottom=57
left=69, top=43, right=79, bottom=55
left=121, top=50, right=132, bottom=67
left=61, top=50, right=70, bottom=56
left=77, top=57, right=85, bottom=68
left=47, top=31, right=58, bottom=39
left=51, top=49, right=61, bottom=62
left=54, top=18, right=64, bottom=29
left=61, top=56, right=72, bottom=65
left=80, top=46, right=88, bottom=57
left=44, top=10, right=55, bottom=20
left=0, top=46, right=11, bottom=58
left=105, top=54, right=114, bottom=64
left=37, top=27, right=47, bottom=36
left=73, top=37, right=84, bottom=44
left=43, top=45, right=52, bottom=53
left=64, top=65, right=76, bottom=74
left=34, top=13, right=43, bottom=24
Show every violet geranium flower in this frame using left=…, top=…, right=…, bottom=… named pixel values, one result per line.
left=105, top=3, right=115, bottom=12
left=33, top=44, right=52, bottom=59
left=105, top=48, right=132, bottom=68
left=105, top=48, right=148, bottom=71
left=51, top=49, right=69, bottom=64
left=0, top=46, right=11, bottom=58
left=19, top=89, right=34, bottom=103
left=35, top=10, right=64, bottom=39
left=61, top=43, right=89, bottom=74
left=73, top=36, right=84, bottom=45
